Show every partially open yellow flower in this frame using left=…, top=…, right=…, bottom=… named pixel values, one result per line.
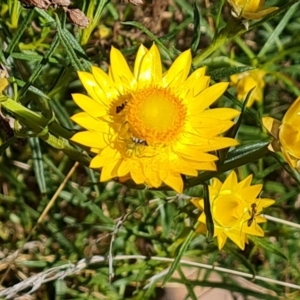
left=263, top=97, right=300, bottom=170
left=192, top=171, right=275, bottom=250
left=0, top=66, right=9, bottom=95
left=227, top=0, right=278, bottom=20
left=230, top=69, right=266, bottom=107
left=71, top=44, right=240, bottom=192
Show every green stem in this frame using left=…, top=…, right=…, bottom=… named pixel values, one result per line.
left=0, top=97, right=91, bottom=166
left=193, top=18, right=244, bottom=68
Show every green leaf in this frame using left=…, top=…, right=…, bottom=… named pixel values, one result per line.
left=190, top=3, right=201, bottom=55
left=19, top=34, right=60, bottom=96
left=0, top=137, right=17, bottom=156
left=13, top=78, right=51, bottom=100
left=227, top=245, right=256, bottom=276
left=203, top=183, right=214, bottom=241
left=61, top=28, right=91, bottom=71
left=162, top=225, right=197, bottom=286
left=121, top=21, right=174, bottom=60
left=258, top=0, right=300, bottom=57
left=208, top=66, right=255, bottom=80
left=250, top=236, right=288, bottom=260
left=55, top=15, right=85, bottom=72
left=29, top=137, right=47, bottom=194
left=4, top=9, right=35, bottom=58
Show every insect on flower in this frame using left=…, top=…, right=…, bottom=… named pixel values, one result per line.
left=116, top=102, right=127, bottom=114
left=132, top=137, right=148, bottom=146
left=247, top=203, right=257, bottom=227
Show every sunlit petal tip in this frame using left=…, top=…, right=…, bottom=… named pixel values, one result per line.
left=110, top=46, right=134, bottom=84
left=78, top=71, right=97, bottom=86
left=164, top=172, right=184, bottom=193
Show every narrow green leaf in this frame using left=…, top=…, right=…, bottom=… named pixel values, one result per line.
left=250, top=236, right=287, bottom=260
left=258, top=1, right=300, bottom=57
left=227, top=245, right=256, bottom=276
left=5, top=9, right=35, bottom=57
left=208, top=66, right=255, bottom=80
left=61, top=28, right=91, bottom=71
left=0, top=137, right=17, bottom=156
left=162, top=224, right=197, bottom=285
left=19, top=34, right=60, bottom=96
left=35, top=7, right=56, bottom=23
left=55, top=15, right=83, bottom=71
left=28, top=137, right=47, bottom=194
left=203, top=183, right=214, bottom=241
left=225, top=87, right=255, bottom=140
left=121, top=21, right=174, bottom=60
left=14, top=78, right=51, bottom=100
left=190, top=3, right=201, bottom=55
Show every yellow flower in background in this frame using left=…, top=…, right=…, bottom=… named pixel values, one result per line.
left=263, top=96, right=300, bottom=170
left=230, top=69, right=266, bottom=107
left=227, top=0, right=278, bottom=20
left=192, top=171, right=275, bottom=250
left=71, top=44, right=240, bottom=192
left=0, top=66, right=9, bottom=95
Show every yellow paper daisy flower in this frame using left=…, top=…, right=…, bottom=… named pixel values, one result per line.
left=263, top=96, right=300, bottom=170
left=227, top=0, right=278, bottom=20
left=192, top=171, right=275, bottom=250
left=71, top=44, right=240, bottom=192
left=230, top=69, right=266, bottom=107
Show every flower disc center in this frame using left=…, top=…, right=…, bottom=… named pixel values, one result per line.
left=126, top=87, right=186, bottom=144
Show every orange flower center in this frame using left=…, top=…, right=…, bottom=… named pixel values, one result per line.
left=125, top=87, right=187, bottom=144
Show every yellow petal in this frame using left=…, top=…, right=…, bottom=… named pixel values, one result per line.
left=117, top=159, right=131, bottom=177
left=163, top=172, right=184, bottom=193
left=77, top=72, right=109, bottom=105
left=280, top=123, right=300, bottom=157
left=282, top=96, right=300, bottom=124
left=100, top=160, right=120, bottom=181
left=227, top=231, right=246, bottom=250
left=131, top=164, right=146, bottom=184
left=134, top=44, right=148, bottom=79
left=199, top=108, right=240, bottom=120
left=71, top=131, right=108, bottom=149
left=72, top=94, right=107, bottom=117
left=110, top=46, right=135, bottom=88
left=174, top=146, right=218, bottom=162
left=243, top=7, right=278, bottom=19
left=180, top=68, right=208, bottom=97
left=180, top=135, right=239, bottom=152
left=221, top=171, right=238, bottom=192
left=239, top=185, right=263, bottom=203
left=71, top=112, right=110, bottom=132
left=162, top=49, right=192, bottom=88
left=189, top=82, right=229, bottom=112
left=136, top=44, right=162, bottom=87
left=216, top=232, right=228, bottom=250
left=90, top=149, right=120, bottom=168
left=262, top=116, right=281, bottom=139
left=91, top=66, right=119, bottom=100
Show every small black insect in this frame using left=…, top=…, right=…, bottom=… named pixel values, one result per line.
left=132, top=137, right=148, bottom=146
left=247, top=203, right=257, bottom=227
left=116, top=102, right=127, bottom=114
